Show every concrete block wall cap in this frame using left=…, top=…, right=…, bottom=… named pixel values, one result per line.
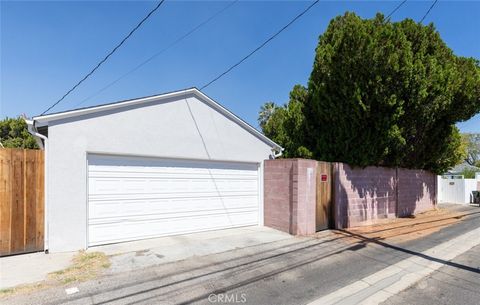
left=268, top=158, right=318, bottom=162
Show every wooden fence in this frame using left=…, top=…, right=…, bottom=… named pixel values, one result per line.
left=316, top=161, right=333, bottom=231
left=0, top=148, right=44, bottom=256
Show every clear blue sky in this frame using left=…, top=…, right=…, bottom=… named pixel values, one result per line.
left=1, top=0, right=479, bottom=132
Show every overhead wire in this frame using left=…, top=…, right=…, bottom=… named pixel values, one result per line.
left=72, top=0, right=239, bottom=109
left=385, top=0, right=408, bottom=21
left=419, top=0, right=439, bottom=23
left=41, top=0, right=166, bottom=115
left=199, top=0, right=320, bottom=91
left=45, top=0, right=434, bottom=114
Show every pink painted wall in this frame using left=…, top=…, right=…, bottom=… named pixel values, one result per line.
left=294, top=159, right=317, bottom=235
left=264, top=159, right=317, bottom=235
left=334, top=164, right=436, bottom=228
left=397, top=169, right=437, bottom=217
left=333, top=163, right=397, bottom=229
left=264, top=159, right=294, bottom=233
left=264, top=159, right=437, bottom=233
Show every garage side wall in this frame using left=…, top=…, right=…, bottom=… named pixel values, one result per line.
left=45, top=95, right=274, bottom=252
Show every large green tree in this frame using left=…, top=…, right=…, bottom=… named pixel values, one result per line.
left=0, top=117, right=38, bottom=149
left=262, top=85, right=312, bottom=158
left=262, top=13, right=480, bottom=174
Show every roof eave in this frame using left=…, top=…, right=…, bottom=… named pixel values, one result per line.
left=32, top=88, right=197, bottom=124
left=32, top=88, right=283, bottom=150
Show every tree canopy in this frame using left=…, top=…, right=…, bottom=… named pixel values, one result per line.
left=463, top=133, right=480, bottom=167
left=258, top=102, right=277, bottom=130
left=0, top=117, right=38, bottom=149
left=260, top=13, right=480, bottom=174
left=262, top=85, right=312, bottom=158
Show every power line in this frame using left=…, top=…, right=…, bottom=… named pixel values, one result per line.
left=73, top=0, right=238, bottom=109
left=419, top=0, right=438, bottom=23
left=385, top=0, right=407, bottom=21
left=199, top=0, right=320, bottom=91
left=41, top=0, right=166, bottom=115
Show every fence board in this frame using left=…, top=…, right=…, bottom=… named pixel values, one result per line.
left=0, top=148, right=44, bottom=256
left=35, top=152, right=45, bottom=250
left=0, top=149, right=12, bottom=254
left=11, top=149, right=25, bottom=253
left=316, top=161, right=333, bottom=231
left=25, top=151, right=37, bottom=252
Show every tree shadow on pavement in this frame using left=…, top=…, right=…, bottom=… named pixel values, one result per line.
left=338, top=230, right=480, bottom=275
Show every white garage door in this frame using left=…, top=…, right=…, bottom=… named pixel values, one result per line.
left=87, top=155, right=260, bottom=246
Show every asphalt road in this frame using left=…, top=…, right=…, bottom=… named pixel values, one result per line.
left=3, top=205, right=480, bottom=305
left=381, top=243, right=480, bottom=305
left=201, top=207, right=480, bottom=305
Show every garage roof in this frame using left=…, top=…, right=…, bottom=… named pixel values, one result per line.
left=32, top=87, right=282, bottom=150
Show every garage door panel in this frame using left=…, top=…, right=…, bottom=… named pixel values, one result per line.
left=89, top=207, right=259, bottom=226
left=89, top=196, right=259, bottom=220
left=89, top=190, right=258, bottom=201
left=89, top=156, right=258, bottom=171
left=88, top=167, right=260, bottom=176
left=89, top=210, right=258, bottom=246
left=89, top=177, right=258, bottom=194
left=88, top=155, right=260, bottom=246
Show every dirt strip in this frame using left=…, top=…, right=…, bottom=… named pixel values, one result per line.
left=345, top=207, right=479, bottom=242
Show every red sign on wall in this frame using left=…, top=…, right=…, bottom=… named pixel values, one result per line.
left=321, top=174, right=328, bottom=182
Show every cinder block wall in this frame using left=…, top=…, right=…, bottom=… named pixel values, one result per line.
left=294, top=159, right=317, bottom=235
left=263, top=159, right=294, bottom=233
left=334, top=164, right=437, bottom=228
left=264, top=159, right=317, bottom=235
left=333, top=163, right=397, bottom=228
left=264, top=159, right=437, bottom=233
left=397, top=169, right=437, bottom=217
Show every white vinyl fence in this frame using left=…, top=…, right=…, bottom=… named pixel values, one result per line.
left=438, top=176, right=479, bottom=204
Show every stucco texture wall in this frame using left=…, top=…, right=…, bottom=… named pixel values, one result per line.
left=45, top=94, right=275, bottom=252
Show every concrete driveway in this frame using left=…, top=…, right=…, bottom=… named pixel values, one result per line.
left=0, top=251, right=74, bottom=289
left=0, top=226, right=292, bottom=290
left=93, top=226, right=293, bottom=274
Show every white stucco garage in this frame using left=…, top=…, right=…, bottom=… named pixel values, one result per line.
left=27, top=88, right=282, bottom=252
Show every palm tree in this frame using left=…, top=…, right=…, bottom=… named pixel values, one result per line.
left=258, top=102, right=277, bottom=129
